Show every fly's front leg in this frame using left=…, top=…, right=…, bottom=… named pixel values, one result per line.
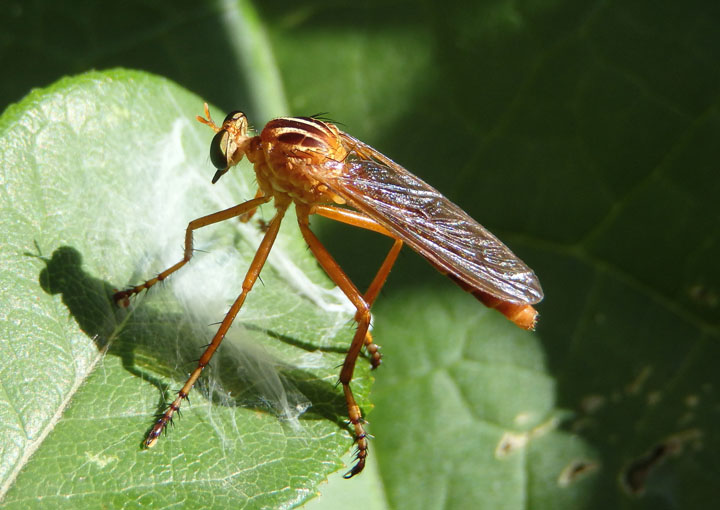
left=113, top=196, right=270, bottom=306
left=146, top=204, right=288, bottom=447
left=239, top=188, right=265, bottom=223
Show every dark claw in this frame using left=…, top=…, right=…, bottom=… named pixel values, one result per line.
left=113, top=290, right=131, bottom=308
left=343, top=458, right=366, bottom=479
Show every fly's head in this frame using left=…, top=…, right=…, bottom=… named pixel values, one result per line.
left=197, top=103, right=253, bottom=184
left=208, top=110, right=252, bottom=184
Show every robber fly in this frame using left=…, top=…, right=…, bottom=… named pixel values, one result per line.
left=114, top=104, right=543, bottom=478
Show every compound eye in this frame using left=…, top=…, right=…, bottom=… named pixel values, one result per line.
left=223, top=110, right=246, bottom=125
left=209, top=130, right=232, bottom=170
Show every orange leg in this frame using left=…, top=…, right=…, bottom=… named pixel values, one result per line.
left=310, top=205, right=404, bottom=368
left=113, top=196, right=270, bottom=305
left=308, top=206, right=400, bottom=303
left=146, top=203, right=288, bottom=447
left=363, top=238, right=403, bottom=306
left=312, top=204, right=394, bottom=237
left=239, top=188, right=266, bottom=223
left=361, top=238, right=403, bottom=368
left=299, top=206, right=404, bottom=478
left=318, top=205, right=540, bottom=330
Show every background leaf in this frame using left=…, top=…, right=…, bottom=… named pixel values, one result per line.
left=2, top=0, right=719, bottom=509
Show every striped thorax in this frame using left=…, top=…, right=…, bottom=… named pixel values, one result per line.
left=254, top=117, right=348, bottom=205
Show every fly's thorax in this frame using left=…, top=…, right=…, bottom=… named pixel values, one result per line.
left=262, top=117, right=347, bottom=164
left=256, top=117, right=348, bottom=205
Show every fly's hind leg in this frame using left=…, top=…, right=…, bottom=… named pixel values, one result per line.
left=299, top=206, right=404, bottom=478
left=311, top=205, right=404, bottom=370
left=113, top=195, right=270, bottom=306
left=361, top=238, right=402, bottom=369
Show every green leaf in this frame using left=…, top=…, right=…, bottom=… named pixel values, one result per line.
left=369, top=290, right=597, bottom=509
left=0, top=69, right=370, bottom=508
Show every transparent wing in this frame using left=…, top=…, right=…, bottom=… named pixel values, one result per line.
left=312, top=133, right=543, bottom=304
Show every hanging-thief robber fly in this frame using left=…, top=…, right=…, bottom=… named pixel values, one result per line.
left=114, top=104, right=544, bottom=478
